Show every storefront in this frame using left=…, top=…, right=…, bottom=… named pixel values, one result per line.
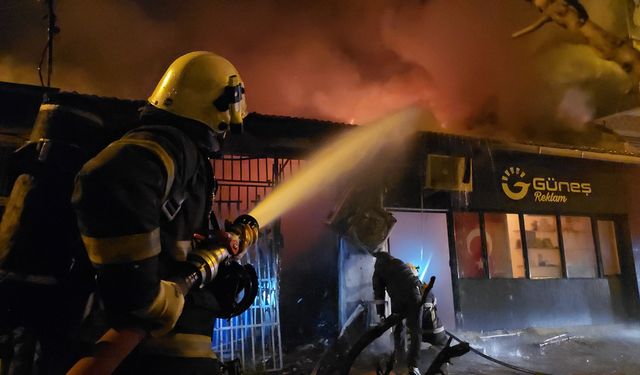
left=2, top=81, right=638, bottom=336
left=339, top=133, right=640, bottom=331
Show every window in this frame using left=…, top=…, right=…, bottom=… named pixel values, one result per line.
left=484, top=213, right=524, bottom=278
left=453, top=212, right=623, bottom=280
left=453, top=212, right=484, bottom=278
left=523, top=215, right=562, bottom=279
left=561, top=216, right=597, bottom=278
left=597, top=220, right=621, bottom=275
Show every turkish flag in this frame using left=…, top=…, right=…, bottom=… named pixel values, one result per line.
left=453, top=213, right=484, bottom=278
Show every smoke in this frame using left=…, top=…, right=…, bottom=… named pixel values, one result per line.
left=0, top=0, right=637, bottom=143
left=557, top=88, right=595, bottom=130
left=557, top=89, right=594, bottom=130
left=0, top=56, right=39, bottom=84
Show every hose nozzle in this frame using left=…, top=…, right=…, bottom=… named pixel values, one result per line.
left=226, top=214, right=259, bottom=257
left=184, top=214, right=259, bottom=289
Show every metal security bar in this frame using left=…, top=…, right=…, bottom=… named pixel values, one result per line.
left=211, top=155, right=302, bottom=371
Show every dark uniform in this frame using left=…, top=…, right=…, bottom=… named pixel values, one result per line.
left=421, top=290, right=447, bottom=347
left=372, top=252, right=423, bottom=368
left=72, top=107, right=222, bottom=374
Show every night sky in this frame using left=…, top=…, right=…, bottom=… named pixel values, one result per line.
left=0, top=0, right=637, bottom=141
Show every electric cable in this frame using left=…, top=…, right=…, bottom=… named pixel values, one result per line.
left=445, top=330, right=552, bottom=375
left=37, top=0, right=58, bottom=87
left=37, top=41, right=49, bottom=87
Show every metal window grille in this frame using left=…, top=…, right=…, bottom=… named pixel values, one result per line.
left=211, top=155, right=302, bottom=371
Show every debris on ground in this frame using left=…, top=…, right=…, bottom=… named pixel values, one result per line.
left=537, top=333, right=582, bottom=347
left=479, top=330, right=523, bottom=340
left=303, top=324, right=640, bottom=374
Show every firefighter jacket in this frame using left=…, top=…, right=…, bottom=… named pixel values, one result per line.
left=72, top=108, right=220, bottom=359
left=372, top=252, right=422, bottom=317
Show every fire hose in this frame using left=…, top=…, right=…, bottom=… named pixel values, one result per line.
left=333, top=273, right=550, bottom=375
left=443, top=330, right=551, bottom=375
left=66, top=214, right=259, bottom=375
left=334, top=276, right=437, bottom=375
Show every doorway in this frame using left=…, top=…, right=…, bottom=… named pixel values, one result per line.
left=388, top=210, right=455, bottom=328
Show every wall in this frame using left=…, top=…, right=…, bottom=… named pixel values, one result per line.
left=458, top=278, right=629, bottom=330
left=279, top=189, right=340, bottom=349
left=337, top=239, right=393, bottom=353
left=338, top=239, right=378, bottom=327
left=624, top=168, right=640, bottom=309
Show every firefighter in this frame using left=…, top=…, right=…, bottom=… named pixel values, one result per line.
left=71, top=51, right=252, bottom=374
left=372, top=253, right=423, bottom=375
left=421, top=287, right=447, bottom=348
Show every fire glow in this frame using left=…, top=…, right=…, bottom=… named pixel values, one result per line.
left=1, top=1, right=634, bottom=141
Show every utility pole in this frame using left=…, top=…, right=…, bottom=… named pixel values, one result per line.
left=46, top=0, right=56, bottom=87
left=39, top=0, right=59, bottom=87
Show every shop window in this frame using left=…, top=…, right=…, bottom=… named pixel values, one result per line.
left=453, top=212, right=484, bottom=278
left=484, top=213, right=524, bottom=278
left=561, top=216, right=597, bottom=278
left=523, top=215, right=562, bottom=279
left=597, top=220, right=621, bottom=275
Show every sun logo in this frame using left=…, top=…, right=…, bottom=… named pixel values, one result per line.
left=501, top=167, right=530, bottom=200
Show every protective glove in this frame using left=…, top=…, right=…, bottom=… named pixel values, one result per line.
left=134, top=280, right=185, bottom=337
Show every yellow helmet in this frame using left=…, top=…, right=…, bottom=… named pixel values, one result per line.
left=407, top=262, right=419, bottom=277
left=148, top=51, right=247, bottom=133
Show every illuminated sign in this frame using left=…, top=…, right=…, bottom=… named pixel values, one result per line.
left=501, top=166, right=591, bottom=203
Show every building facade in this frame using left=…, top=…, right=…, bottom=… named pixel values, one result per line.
left=339, top=133, right=640, bottom=331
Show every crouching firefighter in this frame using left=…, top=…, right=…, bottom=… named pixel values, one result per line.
left=421, top=286, right=447, bottom=348
left=68, top=51, right=258, bottom=375
left=373, top=255, right=423, bottom=375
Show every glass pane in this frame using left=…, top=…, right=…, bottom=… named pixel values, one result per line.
left=453, top=212, right=484, bottom=278
left=523, top=215, right=562, bottom=279
left=484, top=213, right=524, bottom=278
left=561, top=216, right=597, bottom=278
left=598, top=220, right=621, bottom=275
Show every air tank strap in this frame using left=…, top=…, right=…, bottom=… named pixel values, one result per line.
left=13, top=138, right=87, bottom=175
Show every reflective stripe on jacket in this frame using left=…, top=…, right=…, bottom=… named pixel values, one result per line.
left=72, top=118, right=219, bottom=355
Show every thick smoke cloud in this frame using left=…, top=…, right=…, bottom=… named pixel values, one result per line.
left=0, top=0, right=637, bottom=143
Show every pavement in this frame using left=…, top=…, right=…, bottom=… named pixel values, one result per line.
left=281, top=323, right=640, bottom=375
left=436, top=324, right=640, bottom=375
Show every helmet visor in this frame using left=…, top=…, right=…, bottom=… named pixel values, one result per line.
left=213, top=75, right=247, bottom=133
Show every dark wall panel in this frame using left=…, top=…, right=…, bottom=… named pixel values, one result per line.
left=458, top=278, right=629, bottom=330
left=625, top=169, right=640, bottom=305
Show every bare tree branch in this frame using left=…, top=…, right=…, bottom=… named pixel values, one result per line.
left=520, top=0, right=640, bottom=82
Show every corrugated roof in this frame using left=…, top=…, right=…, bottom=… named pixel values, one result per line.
left=1, top=81, right=638, bottom=162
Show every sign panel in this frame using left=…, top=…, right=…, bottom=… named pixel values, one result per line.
left=500, top=166, right=591, bottom=204
left=467, top=151, right=627, bottom=214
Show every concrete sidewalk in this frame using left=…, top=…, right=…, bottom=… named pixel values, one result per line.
left=420, top=324, right=640, bottom=375
left=280, top=323, right=640, bottom=374
left=341, top=324, right=640, bottom=375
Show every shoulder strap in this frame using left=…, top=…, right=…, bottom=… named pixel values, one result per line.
left=130, top=125, right=214, bottom=223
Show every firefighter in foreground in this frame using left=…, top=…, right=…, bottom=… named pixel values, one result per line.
left=372, top=252, right=423, bottom=375
left=71, top=51, right=257, bottom=374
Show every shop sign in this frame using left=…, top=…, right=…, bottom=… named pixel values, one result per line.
left=501, top=166, right=592, bottom=204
